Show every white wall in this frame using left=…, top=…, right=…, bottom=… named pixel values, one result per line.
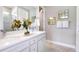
left=76, top=7, right=79, bottom=51
left=45, top=6, right=76, bottom=47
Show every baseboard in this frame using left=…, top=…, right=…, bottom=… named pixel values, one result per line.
left=47, top=40, right=75, bottom=49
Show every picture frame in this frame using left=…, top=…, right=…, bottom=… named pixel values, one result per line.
left=58, top=9, right=69, bottom=19
left=56, top=20, right=69, bottom=29
left=48, top=17, right=56, bottom=25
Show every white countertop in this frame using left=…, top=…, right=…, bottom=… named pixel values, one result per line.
left=0, top=31, right=45, bottom=50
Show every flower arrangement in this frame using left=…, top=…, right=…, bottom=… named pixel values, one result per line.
left=11, top=18, right=32, bottom=35
left=11, top=19, right=21, bottom=30
left=22, top=18, right=32, bottom=34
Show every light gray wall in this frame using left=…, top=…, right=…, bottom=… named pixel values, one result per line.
left=45, top=6, right=76, bottom=46
left=76, top=7, right=79, bottom=51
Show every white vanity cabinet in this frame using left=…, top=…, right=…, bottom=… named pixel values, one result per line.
left=0, top=40, right=30, bottom=52
left=29, top=33, right=46, bottom=52
left=0, top=31, right=46, bottom=52
left=37, top=34, right=46, bottom=52
left=30, top=43, right=37, bottom=52
left=21, top=48, right=30, bottom=52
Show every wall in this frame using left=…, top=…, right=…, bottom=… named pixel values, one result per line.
left=76, top=7, right=79, bottom=51
left=45, top=6, right=76, bottom=47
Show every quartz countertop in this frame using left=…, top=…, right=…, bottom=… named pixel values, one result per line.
left=0, top=31, right=45, bottom=50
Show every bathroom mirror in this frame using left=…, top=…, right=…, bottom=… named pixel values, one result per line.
left=2, top=6, right=37, bottom=32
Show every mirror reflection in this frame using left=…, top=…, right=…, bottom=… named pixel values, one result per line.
left=3, top=6, right=36, bottom=32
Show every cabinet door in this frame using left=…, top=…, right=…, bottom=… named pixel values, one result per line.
left=38, top=39, right=45, bottom=52
left=30, top=43, right=37, bottom=52
left=1, top=40, right=29, bottom=52
left=20, top=47, right=30, bottom=52
left=37, top=35, right=46, bottom=52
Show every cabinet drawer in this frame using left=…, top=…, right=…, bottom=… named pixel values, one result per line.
left=1, top=40, right=29, bottom=52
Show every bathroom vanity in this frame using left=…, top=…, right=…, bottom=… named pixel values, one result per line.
left=0, top=6, right=46, bottom=52
left=0, top=31, right=46, bottom=52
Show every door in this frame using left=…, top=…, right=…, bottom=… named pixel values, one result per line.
left=37, top=35, right=46, bottom=52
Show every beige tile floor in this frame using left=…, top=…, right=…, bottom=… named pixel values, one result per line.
left=43, top=40, right=75, bottom=52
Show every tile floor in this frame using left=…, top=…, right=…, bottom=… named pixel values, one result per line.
left=43, top=40, right=75, bottom=52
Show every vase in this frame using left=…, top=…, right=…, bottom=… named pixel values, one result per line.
left=24, top=27, right=30, bottom=35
